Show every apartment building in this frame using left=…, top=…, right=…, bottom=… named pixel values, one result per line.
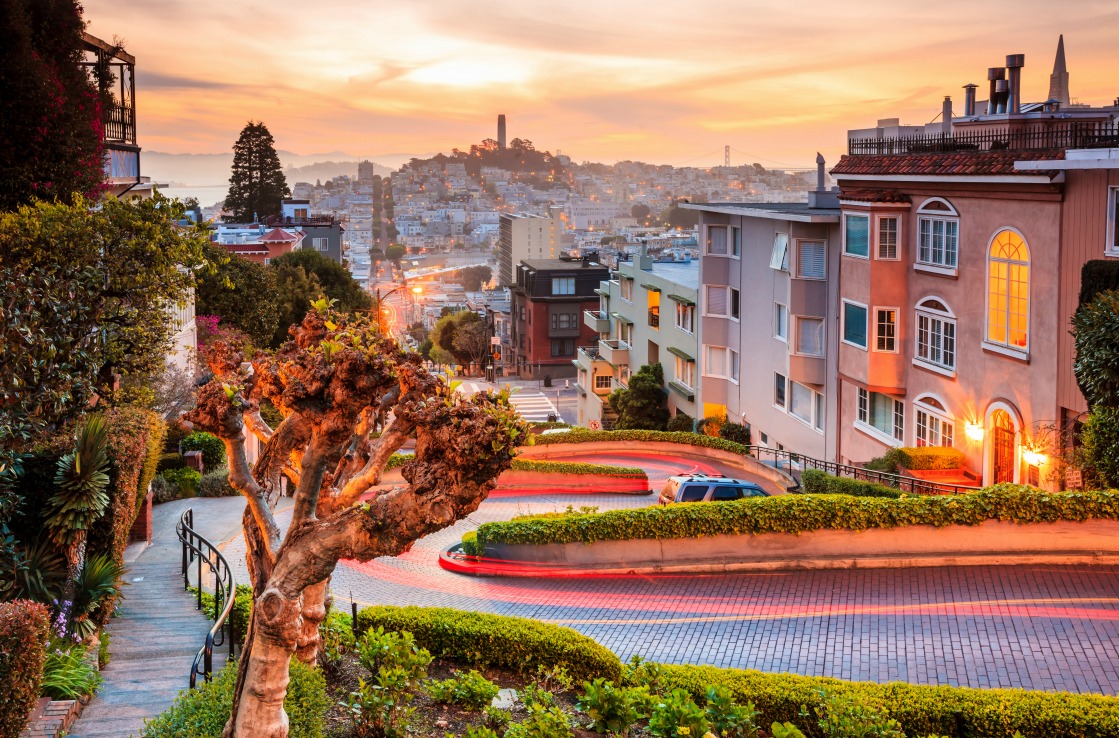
left=575, top=250, right=699, bottom=429
left=687, top=166, right=842, bottom=459
left=510, top=258, right=610, bottom=380
left=498, top=212, right=566, bottom=286
left=270, top=199, right=346, bottom=265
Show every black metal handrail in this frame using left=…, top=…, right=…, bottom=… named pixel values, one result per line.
left=177, top=508, right=237, bottom=687
left=746, top=445, right=981, bottom=496
left=849, top=120, right=1119, bottom=156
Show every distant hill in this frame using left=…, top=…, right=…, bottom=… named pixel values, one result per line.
left=143, top=150, right=392, bottom=187
left=285, top=160, right=391, bottom=185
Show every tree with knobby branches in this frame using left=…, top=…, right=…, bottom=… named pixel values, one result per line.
left=224, top=121, right=290, bottom=222
left=185, top=305, right=527, bottom=737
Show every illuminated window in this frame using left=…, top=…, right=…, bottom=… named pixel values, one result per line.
left=986, top=229, right=1030, bottom=351
left=914, top=397, right=954, bottom=447
left=875, top=308, right=897, bottom=352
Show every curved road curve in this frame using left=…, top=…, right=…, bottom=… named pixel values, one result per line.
left=222, top=450, right=1119, bottom=695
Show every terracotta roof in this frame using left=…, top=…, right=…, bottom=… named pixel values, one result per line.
left=260, top=227, right=299, bottom=243
left=221, top=242, right=267, bottom=254
left=832, top=149, right=1065, bottom=177
left=839, top=188, right=911, bottom=203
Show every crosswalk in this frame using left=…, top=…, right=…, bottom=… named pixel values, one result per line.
left=456, top=382, right=561, bottom=423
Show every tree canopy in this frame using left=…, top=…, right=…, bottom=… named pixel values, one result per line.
left=272, top=250, right=371, bottom=314
left=607, top=363, right=669, bottom=430
left=224, top=121, right=289, bottom=222
left=431, top=310, right=485, bottom=367
left=455, top=265, right=493, bottom=292
left=195, top=240, right=281, bottom=348
left=1073, top=288, right=1119, bottom=486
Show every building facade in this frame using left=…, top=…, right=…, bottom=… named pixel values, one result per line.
left=511, top=259, right=609, bottom=380
left=498, top=212, right=566, bottom=286
left=271, top=199, right=346, bottom=264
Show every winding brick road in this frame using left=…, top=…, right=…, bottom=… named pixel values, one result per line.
left=218, top=452, right=1119, bottom=695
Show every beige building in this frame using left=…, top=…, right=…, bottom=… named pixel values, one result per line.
left=498, top=212, right=567, bottom=286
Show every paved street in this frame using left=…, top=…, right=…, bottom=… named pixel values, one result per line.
left=212, top=451, right=1119, bottom=695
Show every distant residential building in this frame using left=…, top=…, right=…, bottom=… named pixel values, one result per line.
left=269, top=199, right=345, bottom=264
left=498, top=212, right=566, bottom=286
left=213, top=224, right=305, bottom=265
left=358, top=160, right=376, bottom=182
left=576, top=249, right=700, bottom=429
left=511, top=258, right=610, bottom=380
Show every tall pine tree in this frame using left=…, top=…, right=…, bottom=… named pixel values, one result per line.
left=224, top=121, right=289, bottom=222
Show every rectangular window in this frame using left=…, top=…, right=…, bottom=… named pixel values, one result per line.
left=731, top=227, right=741, bottom=257
left=551, top=313, right=578, bottom=330
left=706, top=226, right=728, bottom=255
left=796, top=317, right=824, bottom=356
left=875, top=308, right=897, bottom=352
left=704, top=345, right=725, bottom=377
left=774, top=303, right=788, bottom=341
left=674, top=303, right=694, bottom=333
left=729, top=348, right=739, bottom=382
left=770, top=233, right=790, bottom=271
left=915, top=409, right=955, bottom=447
left=550, top=338, right=575, bottom=357
left=551, top=277, right=575, bottom=295
left=842, top=301, right=868, bottom=349
left=618, top=321, right=633, bottom=345
left=917, top=217, right=958, bottom=268
left=844, top=214, right=870, bottom=258
left=916, top=311, right=956, bottom=370
left=797, top=241, right=826, bottom=279
left=774, top=373, right=787, bottom=409
left=857, top=388, right=904, bottom=442
left=1109, top=187, right=1119, bottom=255
left=707, top=286, right=740, bottom=319
left=789, top=382, right=814, bottom=424
left=814, top=391, right=825, bottom=431
left=313, top=237, right=329, bottom=251
left=878, top=216, right=898, bottom=259
left=620, top=278, right=634, bottom=302
left=594, top=374, right=612, bottom=390
left=675, top=356, right=696, bottom=389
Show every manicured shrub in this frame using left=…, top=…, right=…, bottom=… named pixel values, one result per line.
left=530, top=421, right=570, bottom=431
left=718, top=422, right=751, bottom=446
left=697, top=416, right=725, bottom=437
left=531, top=429, right=750, bottom=456
left=1079, top=259, right=1119, bottom=307
left=181, top=432, right=226, bottom=470
left=665, top=413, right=694, bottom=433
left=461, top=531, right=480, bottom=556
left=426, top=669, right=500, bottom=710
left=510, top=459, right=647, bottom=478
left=141, top=658, right=328, bottom=737
left=1081, top=407, right=1119, bottom=488
left=355, top=606, right=622, bottom=684
left=160, top=467, right=201, bottom=495
left=150, top=475, right=183, bottom=504
left=156, top=451, right=182, bottom=472
left=800, top=469, right=902, bottom=499
left=198, top=467, right=237, bottom=497
left=0, top=600, right=50, bottom=738
left=196, top=584, right=253, bottom=644
left=473, top=485, right=1119, bottom=551
left=892, top=447, right=965, bottom=471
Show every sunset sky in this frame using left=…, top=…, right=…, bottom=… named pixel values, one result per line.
left=83, top=0, right=1119, bottom=169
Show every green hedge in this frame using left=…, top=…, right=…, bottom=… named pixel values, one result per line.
left=141, top=658, right=328, bottom=737
left=181, top=432, right=226, bottom=471
left=0, top=600, right=50, bottom=738
left=529, top=421, right=570, bottom=430
left=800, top=469, right=902, bottom=499
left=510, top=459, right=646, bottom=478
left=660, top=663, right=1119, bottom=738
left=198, top=468, right=237, bottom=498
left=354, top=605, right=621, bottom=684
left=530, top=429, right=750, bottom=456
left=892, top=447, right=966, bottom=471
left=473, top=485, right=1119, bottom=552
left=195, top=584, right=253, bottom=644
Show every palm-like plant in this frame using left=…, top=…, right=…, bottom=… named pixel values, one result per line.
left=69, top=553, right=126, bottom=640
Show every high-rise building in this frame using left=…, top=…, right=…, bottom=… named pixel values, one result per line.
left=497, top=114, right=507, bottom=149
left=358, top=160, right=375, bottom=182
left=498, top=212, right=565, bottom=286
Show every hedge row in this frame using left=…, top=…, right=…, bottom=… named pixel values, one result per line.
left=530, top=428, right=751, bottom=455
left=891, top=446, right=966, bottom=471
left=472, top=485, right=1119, bottom=551
left=800, top=469, right=902, bottom=499
left=354, top=605, right=621, bottom=684
left=661, top=663, right=1119, bottom=738
left=141, top=658, right=327, bottom=738
left=510, top=458, right=647, bottom=478
left=0, top=601, right=50, bottom=738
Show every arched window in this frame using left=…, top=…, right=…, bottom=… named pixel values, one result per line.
left=914, top=297, right=956, bottom=371
left=913, top=395, right=954, bottom=447
left=986, top=230, right=1030, bottom=351
left=916, top=198, right=959, bottom=269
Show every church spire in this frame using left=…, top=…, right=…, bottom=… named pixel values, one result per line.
left=1048, top=34, right=1070, bottom=106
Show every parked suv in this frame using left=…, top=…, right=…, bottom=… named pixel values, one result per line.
left=658, top=474, right=769, bottom=505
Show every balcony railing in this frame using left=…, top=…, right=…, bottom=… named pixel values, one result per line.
left=584, top=310, right=610, bottom=333
left=102, top=101, right=136, bottom=144
left=648, top=309, right=660, bottom=328
left=598, top=339, right=630, bottom=366
left=848, top=121, right=1119, bottom=156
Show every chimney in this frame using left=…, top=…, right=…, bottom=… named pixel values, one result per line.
left=963, top=84, right=978, bottom=116
left=1006, top=54, right=1025, bottom=114
left=638, top=245, right=654, bottom=271
left=995, top=79, right=1009, bottom=114
left=987, top=67, right=1005, bottom=114
left=941, top=96, right=953, bottom=134
left=815, top=152, right=826, bottom=192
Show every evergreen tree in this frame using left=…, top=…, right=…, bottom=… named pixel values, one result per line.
left=607, top=363, right=670, bottom=430
left=224, top=121, right=289, bottom=222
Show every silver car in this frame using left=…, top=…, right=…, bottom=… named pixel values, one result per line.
left=659, top=474, right=768, bottom=505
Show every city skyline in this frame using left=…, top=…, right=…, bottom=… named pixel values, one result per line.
left=83, top=0, right=1119, bottom=168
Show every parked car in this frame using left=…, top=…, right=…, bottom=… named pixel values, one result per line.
left=658, top=474, right=769, bottom=505
left=759, top=458, right=805, bottom=491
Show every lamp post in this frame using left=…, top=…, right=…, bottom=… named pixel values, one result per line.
left=374, top=285, right=406, bottom=336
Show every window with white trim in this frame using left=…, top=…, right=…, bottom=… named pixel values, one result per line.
left=916, top=199, right=959, bottom=269
left=788, top=381, right=824, bottom=430
left=842, top=300, right=868, bottom=349
left=857, top=387, right=904, bottom=442
left=914, top=397, right=955, bottom=447
left=875, top=308, right=897, bottom=352
left=594, top=373, right=612, bottom=390
left=844, top=213, right=869, bottom=257
left=620, top=278, right=634, bottom=302
left=795, top=317, right=824, bottom=356
left=878, top=216, right=899, bottom=259
left=674, top=302, right=694, bottom=333
left=797, top=241, right=826, bottom=279
left=551, top=277, right=575, bottom=295
left=915, top=298, right=956, bottom=370
left=774, top=303, right=788, bottom=341
left=774, top=373, right=787, bottom=409
left=705, top=286, right=739, bottom=320
left=770, top=233, right=789, bottom=271
left=313, top=237, right=329, bottom=251
left=618, top=321, right=633, bottom=346
left=986, top=229, right=1030, bottom=351
left=675, top=355, right=696, bottom=389
left=706, top=226, right=729, bottom=256
left=1108, top=187, right=1119, bottom=255
left=703, top=346, right=739, bottom=382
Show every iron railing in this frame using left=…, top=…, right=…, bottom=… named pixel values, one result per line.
left=848, top=121, right=1119, bottom=156
left=746, top=445, right=982, bottom=496
left=177, top=508, right=237, bottom=687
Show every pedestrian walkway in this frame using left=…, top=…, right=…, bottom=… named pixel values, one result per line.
left=457, top=381, right=562, bottom=423
left=67, top=496, right=247, bottom=738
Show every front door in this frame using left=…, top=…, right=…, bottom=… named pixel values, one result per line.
left=992, top=411, right=1015, bottom=484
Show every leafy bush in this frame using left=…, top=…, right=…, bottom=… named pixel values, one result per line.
left=505, top=704, right=573, bottom=738
left=510, top=459, right=647, bottom=478
left=142, top=658, right=328, bottom=737
left=472, top=485, right=1119, bottom=551
left=810, top=688, right=903, bottom=738
left=1081, top=408, right=1119, bottom=488
left=156, top=451, right=182, bottom=472
left=665, top=413, right=694, bottom=433
left=800, top=469, right=902, bottom=499
left=160, top=467, right=201, bottom=495
left=198, top=467, right=237, bottom=497
left=718, top=422, right=751, bottom=446
left=180, top=432, right=226, bottom=470
left=355, top=606, right=622, bottom=684
left=697, top=416, right=725, bottom=437
left=621, top=656, right=667, bottom=695
left=891, top=447, right=965, bottom=471
left=320, top=608, right=355, bottom=671
left=0, top=600, right=50, bottom=738
left=40, top=638, right=101, bottom=700
left=461, top=531, right=480, bottom=556
left=426, top=669, right=500, bottom=710
left=648, top=688, right=710, bottom=738
left=578, top=679, right=651, bottom=736
left=150, top=475, right=182, bottom=504
left=69, top=553, right=127, bottom=641
left=531, top=429, right=750, bottom=457
left=344, top=627, right=431, bottom=738
left=1079, top=260, right=1119, bottom=307
left=195, top=584, right=253, bottom=644
left=355, top=627, right=432, bottom=682
left=704, top=685, right=760, bottom=738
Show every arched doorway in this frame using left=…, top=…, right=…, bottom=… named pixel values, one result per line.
left=991, top=410, right=1016, bottom=484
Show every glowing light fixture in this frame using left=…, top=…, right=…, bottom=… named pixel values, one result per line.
left=965, top=422, right=984, bottom=442
left=1022, top=449, right=1046, bottom=467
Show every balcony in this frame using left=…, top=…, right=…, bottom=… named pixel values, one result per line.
left=647, top=308, right=660, bottom=328
left=574, top=344, right=603, bottom=372
left=598, top=339, right=630, bottom=366
left=789, top=354, right=826, bottom=386
left=583, top=309, right=610, bottom=333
